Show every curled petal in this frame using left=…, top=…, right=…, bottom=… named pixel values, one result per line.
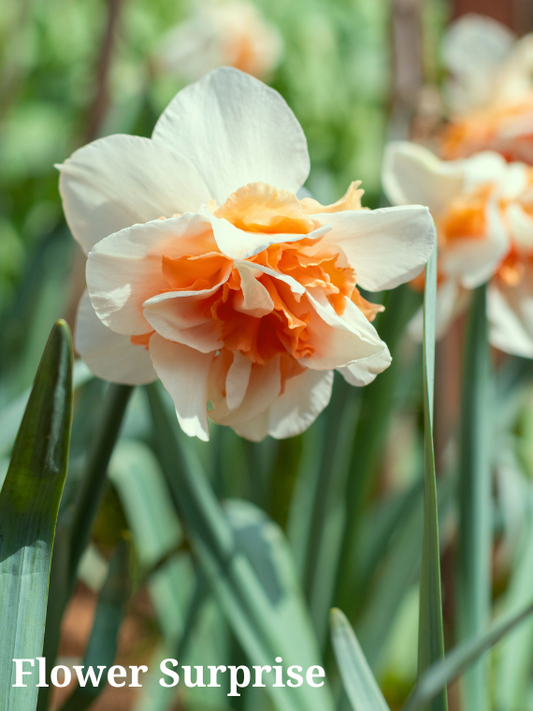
left=234, top=262, right=274, bottom=317
left=200, top=205, right=330, bottom=260
left=301, top=294, right=386, bottom=371
left=337, top=346, right=392, bottom=387
left=75, top=290, right=156, bottom=385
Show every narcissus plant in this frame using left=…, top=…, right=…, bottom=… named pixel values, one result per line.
left=59, top=68, right=435, bottom=441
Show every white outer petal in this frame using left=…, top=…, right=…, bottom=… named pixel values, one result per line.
left=488, top=279, right=533, bottom=358
left=86, top=213, right=213, bottom=336
left=235, top=368, right=334, bottom=441
left=442, top=14, right=515, bottom=113
left=507, top=203, right=533, bottom=253
left=382, top=142, right=464, bottom=214
left=152, top=67, right=310, bottom=204
left=315, top=205, right=436, bottom=291
left=58, top=135, right=211, bottom=254
left=457, top=151, right=510, bottom=191
left=75, top=290, right=156, bottom=385
left=149, top=334, right=213, bottom=441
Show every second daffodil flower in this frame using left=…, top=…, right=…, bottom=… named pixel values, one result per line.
left=59, top=68, right=435, bottom=441
left=383, top=140, right=533, bottom=358
left=441, top=14, right=533, bottom=162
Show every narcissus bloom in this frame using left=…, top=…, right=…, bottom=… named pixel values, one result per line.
left=441, top=14, right=533, bottom=162
left=383, top=140, right=533, bottom=357
left=59, top=68, right=435, bottom=441
left=157, top=0, right=282, bottom=82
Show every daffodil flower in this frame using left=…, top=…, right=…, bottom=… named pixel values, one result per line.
left=384, top=140, right=533, bottom=357
left=441, top=14, right=533, bottom=162
left=157, top=0, right=283, bottom=82
left=59, top=68, right=435, bottom=441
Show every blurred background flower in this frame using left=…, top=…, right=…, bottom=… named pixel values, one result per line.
left=156, top=0, right=283, bottom=81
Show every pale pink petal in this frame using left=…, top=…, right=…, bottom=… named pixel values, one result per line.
left=226, top=352, right=252, bottom=410
left=149, top=334, right=214, bottom=441
left=57, top=135, right=211, bottom=254
left=152, top=67, right=310, bottom=204
left=315, top=205, right=436, bottom=291
left=210, top=356, right=281, bottom=427
left=86, top=213, right=214, bottom=336
left=143, top=288, right=224, bottom=353
left=75, top=290, right=156, bottom=385
left=337, top=346, right=392, bottom=387
left=235, top=368, right=334, bottom=441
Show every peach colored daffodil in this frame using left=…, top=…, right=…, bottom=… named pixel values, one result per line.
left=383, top=140, right=533, bottom=357
left=157, top=0, right=283, bottom=82
left=441, top=14, right=533, bottom=163
left=59, top=69, right=435, bottom=441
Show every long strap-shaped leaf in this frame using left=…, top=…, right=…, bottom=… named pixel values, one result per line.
left=38, top=383, right=133, bottom=711
left=403, top=597, right=533, bottom=711
left=330, top=608, right=390, bottom=711
left=457, top=284, right=491, bottom=710
left=147, top=384, right=335, bottom=711
left=0, top=321, right=73, bottom=711
left=417, top=248, right=447, bottom=711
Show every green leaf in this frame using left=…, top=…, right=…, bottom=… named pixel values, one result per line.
left=147, top=383, right=335, bottom=711
left=495, top=511, right=533, bottom=710
left=417, top=247, right=447, bottom=711
left=59, top=537, right=132, bottom=710
left=335, top=285, right=421, bottom=617
left=404, top=597, right=533, bottom=711
left=109, top=439, right=189, bottom=644
left=0, top=320, right=73, bottom=711
left=330, top=608, right=390, bottom=711
left=38, top=383, right=133, bottom=711
left=457, top=284, right=492, bottom=710
left=0, top=360, right=91, bottom=459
